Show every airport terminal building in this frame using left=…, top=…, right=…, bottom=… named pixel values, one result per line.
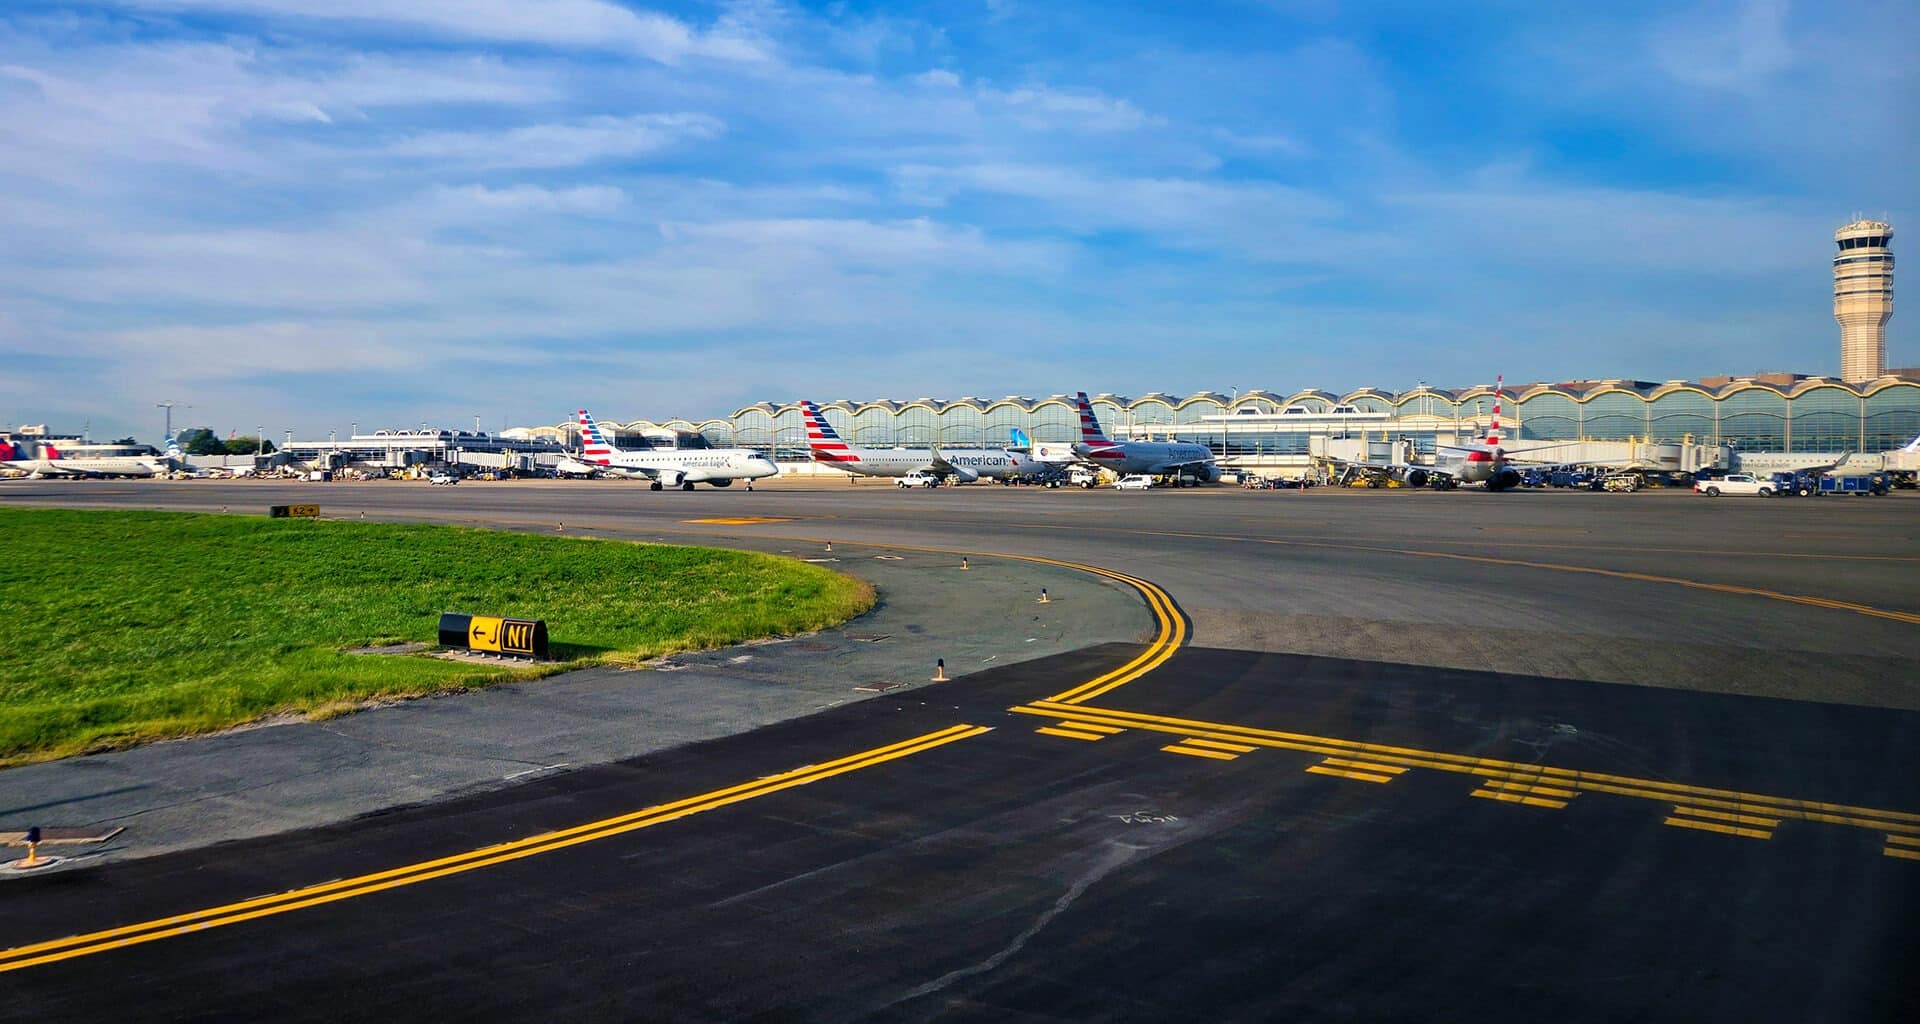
left=518, top=373, right=1920, bottom=473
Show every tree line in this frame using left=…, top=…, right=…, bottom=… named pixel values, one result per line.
left=173, top=429, right=277, bottom=455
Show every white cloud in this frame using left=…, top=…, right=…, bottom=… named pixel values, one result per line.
left=385, top=113, right=725, bottom=169
left=1647, top=0, right=1796, bottom=90
left=103, top=0, right=768, bottom=63
left=912, top=68, right=962, bottom=89
left=427, top=184, right=630, bottom=215
left=978, top=84, right=1159, bottom=133
left=892, top=162, right=1344, bottom=259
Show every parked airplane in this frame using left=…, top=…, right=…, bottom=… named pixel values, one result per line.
left=0, top=439, right=172, bottom=478
left=800, top=400, right=1043, bottom=482
left=1071, top=392, right=1220, bottom=483
left=1322, top=376, right=1527, bottom=490
left=571, top=410, right=778, bottom=490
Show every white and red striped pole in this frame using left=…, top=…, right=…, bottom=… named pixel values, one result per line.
left=1487, top=374, right=1503, bottom=448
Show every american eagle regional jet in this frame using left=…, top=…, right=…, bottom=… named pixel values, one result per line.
left=799, top=400, right=1042, bottom=482
left=565, top=410, right=778, bottom=490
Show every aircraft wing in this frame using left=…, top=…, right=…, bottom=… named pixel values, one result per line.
left=926, top=447, right=980, bottom=482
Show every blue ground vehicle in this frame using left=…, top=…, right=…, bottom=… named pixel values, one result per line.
left=1818, top=473, right=1890, bottom=496
left=1521, top=469, right=1551, bottom=488
left=1769, top=470, right=1819, bottom=496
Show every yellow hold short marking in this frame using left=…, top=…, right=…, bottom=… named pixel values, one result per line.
left=1163, top=744, right=1237, bottom=761
left=1306, top=765, right=1395, bottom=784
left=1471, top=789, right=1569, bottom=809
left=1036, top=727, right=1106, bottom=741
left=1663, top=816, right=1773, bottom=840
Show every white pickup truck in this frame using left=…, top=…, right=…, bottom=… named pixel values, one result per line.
left=896, top=472, right=940, bottom=488
left=1694, top=473, right=1772, bottom=497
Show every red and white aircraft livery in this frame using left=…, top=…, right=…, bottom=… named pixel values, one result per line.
left=565, top=409, right=778, bottom=490
left=0, top=439, right=173, bottom=478
left=1070, top=392, right=1220, bottom=482
left=1330, top=376, right=1523, bottom=491
left=799, top=400, right=1042, bottom=482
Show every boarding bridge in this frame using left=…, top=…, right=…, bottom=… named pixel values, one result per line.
left=1308, top=436, right=1727, bottom=474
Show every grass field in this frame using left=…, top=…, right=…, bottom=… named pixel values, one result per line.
left=0, top=509, right=873, bottom=764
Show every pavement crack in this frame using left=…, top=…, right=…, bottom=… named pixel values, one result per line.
left=880, top=841, right=1138, bottom=1009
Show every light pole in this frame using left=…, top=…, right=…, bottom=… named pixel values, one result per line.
left=156, top=402, right=176, bottom=445
left=1225, top=386, right=1239, bottom=459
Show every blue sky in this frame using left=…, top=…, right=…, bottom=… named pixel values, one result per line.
left=2, top=0, right=1914, bottom=441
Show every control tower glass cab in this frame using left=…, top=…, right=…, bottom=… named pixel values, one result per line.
left=1833, top=219, right=1893, bottom=383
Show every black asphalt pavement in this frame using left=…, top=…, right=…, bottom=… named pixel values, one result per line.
left=5, top=645, right=1915, bottom=1022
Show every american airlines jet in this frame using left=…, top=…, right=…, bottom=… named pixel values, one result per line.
left=567, top=410, right=778, bottom=490
left=1325, top=376, right=1523, bottom=490
left=1071, top=392, right=1220, bottom=483
left=799, top=400, right=1042, bottom=482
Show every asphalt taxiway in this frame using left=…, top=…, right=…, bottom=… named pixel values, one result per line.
left=1, top=480, right=1916, bottom=1019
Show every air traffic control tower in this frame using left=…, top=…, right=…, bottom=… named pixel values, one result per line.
left=1834, top=219, right=1893, bottom=382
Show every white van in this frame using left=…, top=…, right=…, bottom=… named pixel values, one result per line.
left=1113, top=474, right=1155, bottom=490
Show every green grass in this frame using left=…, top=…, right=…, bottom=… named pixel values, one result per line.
left=0, top=509, right=873, bottom=765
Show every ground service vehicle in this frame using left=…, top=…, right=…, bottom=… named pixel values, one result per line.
left=1818, top=473, right=1889, bottom=496
left=1114, top=474, right=1155, bottom=490
left=1770, top=471, right=1819, bottom=496
left=428, top=472, right=457, bottom=485
left=1695, top=473, right=1770, bottom=497
left=896, top=472, right=940, bottom=488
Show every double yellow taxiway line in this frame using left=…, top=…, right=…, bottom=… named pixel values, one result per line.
left=0, top=725, right=990, bottom=974
left=0, top=550, right=1190, bottom=975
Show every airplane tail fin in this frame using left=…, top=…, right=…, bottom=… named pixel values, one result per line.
left=1009, top=427, right=1032, bottom=450
left=576, top=409, right=619, bottom=465
left=1075, top=392, right=1112, bottom=445
left=0, top=440, right=15, bottom=461
left=799, top=400, right=857, bottom=463
left=1901, top=433, right=1920, bottom=454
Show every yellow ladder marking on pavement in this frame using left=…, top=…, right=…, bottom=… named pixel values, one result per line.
left=1664, top=816, right=1773, bottom=841
left=1887, top=847, right=1920, bottom=861
left=1010, top=700, right=1920, bottom=852
left=1888, top=835, right=1920, bottom=848
left=1306, top=765, right=1397, bottom=784
left=1184, top=738, right=1257, bottom=754
left=1319, top=757, right=1406, bottom=776
left=1059, top=721, right=1122, bottom=734
left=1474, top=779, right=1577, bottom=801
left=1472, top=789, right=1570, bottom=809
left=1163, top=744, right=1238, bottom=761
left=1671, top=806, right=1781, bottom=829
left=682, top=516, right=794, bottom=525
left=1036, top=726, right=1107, bottom=742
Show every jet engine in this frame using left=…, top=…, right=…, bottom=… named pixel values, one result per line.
left=948, top=465, right=980, bottom=483
left=1402, top=468, right=1429, bottom=488
left=1488, top=467, right=1523, bottom=491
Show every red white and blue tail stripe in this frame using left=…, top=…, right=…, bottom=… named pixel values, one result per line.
left=577, top=409, right=617, bottom=467
left=1074, top=391, right=1123, bottom=459
left=1466, top=375, right=1505, bottom=464
left=800, top=400, right=859, bottom=463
